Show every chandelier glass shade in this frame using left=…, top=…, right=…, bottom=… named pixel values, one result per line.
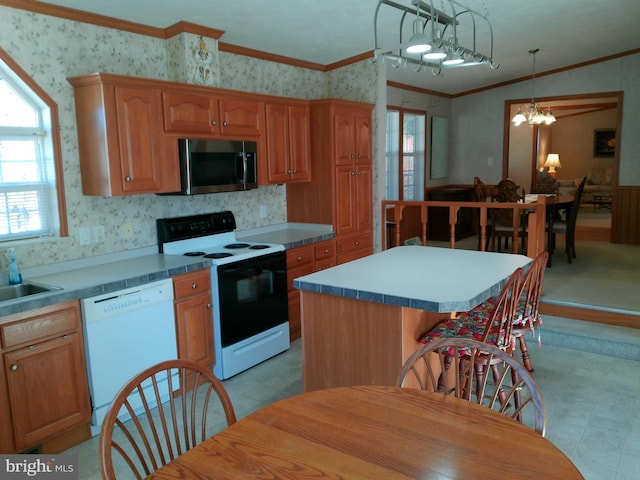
left=373, top=0, right=498, bottom=76
left=512, top=49, right=556, bottom=126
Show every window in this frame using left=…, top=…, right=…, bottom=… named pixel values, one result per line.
left=385, top=108, right=426, bottom=200
left=0, top=55, right=64, bottom=242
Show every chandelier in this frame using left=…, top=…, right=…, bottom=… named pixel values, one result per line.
left=373, top=0, right=498, bottom=76
left=512, top=49, right=556, bottom=126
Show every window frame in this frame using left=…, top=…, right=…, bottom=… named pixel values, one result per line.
left=0, top=48, right=68, bottom=242
left=386, top=106, right=427, bottom=201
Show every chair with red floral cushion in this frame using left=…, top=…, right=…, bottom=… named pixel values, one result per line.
left=457, top=251, right=549, bottom=372
left=416, top=268, right=523, bottom=403
left=397, top=337, right=546, bottom=435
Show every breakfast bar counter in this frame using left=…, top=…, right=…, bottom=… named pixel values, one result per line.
left=294, top=246, right=530, bottom=391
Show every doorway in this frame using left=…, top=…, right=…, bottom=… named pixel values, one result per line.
left=502, top=92, right=622, bottom=243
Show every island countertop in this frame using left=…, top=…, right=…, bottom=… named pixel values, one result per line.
left=294, top=246, right=531, bottom=313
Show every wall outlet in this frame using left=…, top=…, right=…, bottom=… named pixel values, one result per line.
left=79, top=227, right=91, bottom=246
left=93, top=225, right=105, bottom=243
left=259, top=205, right=268, bottom=219
left=122, top=223, right=134, bottom=239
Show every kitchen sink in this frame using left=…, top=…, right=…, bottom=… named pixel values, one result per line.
left=0, top=282, right=61, bottom=302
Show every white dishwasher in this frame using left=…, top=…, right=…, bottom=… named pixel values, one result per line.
left=81, top=278, right=177, bottom=435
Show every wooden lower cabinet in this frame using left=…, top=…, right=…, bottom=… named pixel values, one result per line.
left=173, top=270, right=214, bottom=371
left=0, top=300, right=91, bottom=453
left=286, top=239, right=336, bottom=340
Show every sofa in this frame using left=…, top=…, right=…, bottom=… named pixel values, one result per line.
left=557, top=167, right=613, bottom=204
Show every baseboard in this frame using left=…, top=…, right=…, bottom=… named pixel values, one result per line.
left=540, top=302, right=639, bottom=329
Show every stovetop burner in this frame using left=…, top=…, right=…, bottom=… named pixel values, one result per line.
left=204, top=252, right=234, bottom=259
left=225, top=243, right=250, bottom=249
left=158, top=211, right=285, bottom=265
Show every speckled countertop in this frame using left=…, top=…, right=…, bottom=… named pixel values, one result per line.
left=294, top=246, right=531, bottom=313
left=0, top=223, right=333, bottom=318
left=237, top=222, right=334, bottom=248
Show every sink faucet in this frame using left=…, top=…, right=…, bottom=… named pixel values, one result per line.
left=7, top=248, right=22, bottom=285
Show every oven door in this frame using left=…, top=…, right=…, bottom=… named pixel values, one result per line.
left=216, top=251, right=288, bottom=347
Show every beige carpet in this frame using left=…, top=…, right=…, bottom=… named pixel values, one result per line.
left=542, top=240, right=640, bottom=313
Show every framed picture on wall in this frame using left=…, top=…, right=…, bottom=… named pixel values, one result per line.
left=593, top=128, right=616, bottom=157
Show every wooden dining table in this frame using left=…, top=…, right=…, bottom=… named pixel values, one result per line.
left=149, top=385, right=584, bottom=479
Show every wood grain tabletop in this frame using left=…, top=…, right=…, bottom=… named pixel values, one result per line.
left=149, top=385, right=584, bottom=479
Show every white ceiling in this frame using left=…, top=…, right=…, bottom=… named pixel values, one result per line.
left=37, top=0, right=640, bottom=95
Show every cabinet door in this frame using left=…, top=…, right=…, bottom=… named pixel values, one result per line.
left=335, top=165, right=356, bottom=235
left=265, top=103, right=291, bottom=184
left=162, top=91, right=218, bottom=134
left=115, top=87, right=172, bottom=194
left=334, top=112, right=355, bottom=166
left=288, top=104, right=311, bottom=182
left=354, top=113, right=372, bottom=166
left=218, top=98, right=262, bottom=137
left=4, top=333, right=91, bottom=451
left=355, top=164, right=373, bottom=233
left=175, top=295, right=214, bottom=369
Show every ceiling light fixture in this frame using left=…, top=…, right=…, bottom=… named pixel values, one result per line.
left=373, top=0, right=498, bottom=76
left=512, top=49, right=557, bottom=126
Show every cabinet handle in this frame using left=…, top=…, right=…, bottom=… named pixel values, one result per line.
left=351, top=171, right=355, bottom=176
left=324, top=249, right=329, bottom=253
left=192, top=283, right=198, bottom=289
left=297, top=256, right=303, bottom=261
left=211, top=121, right=217, bottom=126
left=358, top=154, right=362, bottom=158
left=358, top=171, right=362, bottom=175
left=207, top=303, right=212, bottom=308
left=223, top=121, right=228, bottom=126
left=351, top=154, right=355, bottom=159
left=355, top=241, right=360, bottom=246
left=292, top=169, right=297, bottom=173
left=11, top=364, right=18, bottom=372
left=125, top=176, right=132, bottom=182
left=287, top=169, right=292, bottom=174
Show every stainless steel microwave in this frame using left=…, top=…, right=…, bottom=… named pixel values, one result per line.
left=171, top=139, right=258, bottom=195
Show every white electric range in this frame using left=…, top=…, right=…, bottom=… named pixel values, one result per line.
left=157, top=211, right=289, bottom=379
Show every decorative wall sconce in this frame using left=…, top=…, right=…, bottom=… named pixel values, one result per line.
left=373, top=0, right=498, bottom=76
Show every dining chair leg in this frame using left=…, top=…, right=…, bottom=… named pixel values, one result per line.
left=517, top=335, right=534, bottom=372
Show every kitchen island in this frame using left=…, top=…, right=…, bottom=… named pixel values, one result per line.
left=294, top=246, right=530, bottom=391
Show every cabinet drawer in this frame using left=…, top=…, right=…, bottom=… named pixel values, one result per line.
left=315, top=258, right=337, bottom=272
left=173, top=270, right=211, bottom=300
left=1, top=301, right=81, bottom=350
left=287, top=263, right=315, bottom=291
left=314, top=239, right=336, bottom=260
left=336, top=232, right=372, bottom=255
left=286, top=245, right=314, bottom=269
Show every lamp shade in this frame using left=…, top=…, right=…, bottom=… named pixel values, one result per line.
left=543, top=153, right=561, bottom=173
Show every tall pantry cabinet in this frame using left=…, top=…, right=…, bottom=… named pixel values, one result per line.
left=287, top=99, right=373, bottom=264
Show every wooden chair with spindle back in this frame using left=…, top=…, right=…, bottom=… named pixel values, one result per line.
left=99, top=359, right=237, bottom=480
left=458, top=251, right=549, bottom=372
left=397, top=337, right=546, bottom=435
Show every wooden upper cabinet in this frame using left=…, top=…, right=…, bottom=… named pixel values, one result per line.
left=68, top=73, right=180, bottom=196
left=264, top=102, right=311, bottom=184
left=334, top=109, right=371, bottom=166
left=162, top=91, right=262, bottom=137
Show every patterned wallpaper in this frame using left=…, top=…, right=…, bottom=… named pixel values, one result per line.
left=0, top=6, right=377, bottom=270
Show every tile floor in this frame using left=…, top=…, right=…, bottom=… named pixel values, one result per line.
left=67, top=331, right=640, bottom=480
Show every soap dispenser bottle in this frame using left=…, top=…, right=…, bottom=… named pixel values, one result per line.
left=8, top=248, right=22, bottom=285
